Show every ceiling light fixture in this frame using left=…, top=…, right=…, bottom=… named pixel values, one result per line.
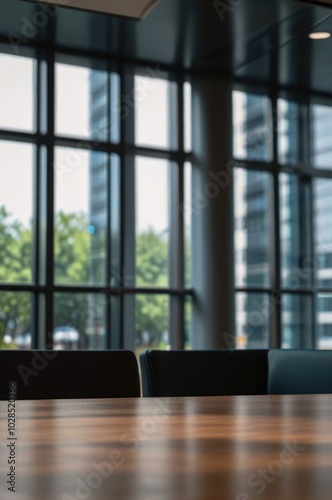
left=28, top=0, right=161, bottom=20
left=308, top=31, right=331, bottom=40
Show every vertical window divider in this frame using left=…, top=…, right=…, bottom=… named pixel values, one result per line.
left=44, top=47, right=55, bottom=349
left=305, top=97, right=317, bottom=348
left=105, top=66, right=112, bottom=350
left=121, top=64, right=136, bottom=350
left=168, top=72, right=185, bottom=349
left=270, top=92, right=282, bottom=348
left=31, top=50, right=42, bottom=349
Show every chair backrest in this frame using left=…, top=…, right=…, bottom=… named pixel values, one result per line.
left=268, top=349, right=332, bottom=395
left=0, top=350, right=140, bottom=400
left=140, top=349, right=268, bottom=397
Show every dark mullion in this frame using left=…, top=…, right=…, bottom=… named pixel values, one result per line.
left=105, top=68, right=112, bottom=350
left=121, top=64, right=136, bottom=350
left=31, top=53, right=43, bottom=349
left=270, top=93, right=282, bottom=348
left=53, top=135, right=122, bottom=154
left=44, top=47, right=55, bottom=349
left=306, top=99, right=317, bottom=349
left=0, top=283, right=194, bottom=295
left=0, top=130, right=193, bottom=163
left=123, top=144, right=191, bottom=162
left=235, top=287, right=316, bottom=295
left=308, top=180, right=317, bottom=348
left=233, top=156, right=332, bottom=180
left=0, top=130, right=44, bottom=144
left=32, top=17, right=41, bottom=347
left=172, top=72, right=186, bottom=349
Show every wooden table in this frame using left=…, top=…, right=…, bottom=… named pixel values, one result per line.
left=1, top=394, right=332, bottom=500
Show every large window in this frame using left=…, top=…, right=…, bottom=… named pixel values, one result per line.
left=0, top=48, right=192, bottom=353
left=233, top=90, right=332, bottom=350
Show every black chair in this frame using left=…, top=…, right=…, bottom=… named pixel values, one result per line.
left=0, top=350, right=140, bottom=400
left=268, top=349, right=332, bottom=395
left=140, top=349, right=268, bottom=397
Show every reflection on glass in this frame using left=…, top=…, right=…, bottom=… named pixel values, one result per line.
left=282, top=294, right=312, bottom=348
left=56, top=63, right=107, bottom=140
left=278, top=99, right=299, bottom=165
left=236, top=293, right=270, bottom=349
left=110, top=72, right=121, bottom=143
left=234, top=168, right=272, bottom=287
left=0, top=53, right=35, bottom=132
left=135, top=157, right=169, bottom=287
left=233, top=91, right=272, bottom=161
left=311, top=103, right=332, bottom=169
left=0, top=141, right=34, bottom=283
left=317, top=294, right=332, bottom=349
left=54, top=147, right=107, bottom=285
left=184, top=162, right=192, bottom=288
left=0, top=292, right=32, bottom=350
left=109, top=154, right=122, bottom=287
left=54, top=293, right=106, bottom=350
left=279, top=174, right=304, bottom=288
left=135, top=75, right=176, bottom=149
left=184, top=82, right=192, bottom=152
left=135, top=294, right=169, bottom=356
left=314, top=179, right=332, bottom=288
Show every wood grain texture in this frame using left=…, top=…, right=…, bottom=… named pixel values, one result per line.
left=1, top=395, right=332, bottom=500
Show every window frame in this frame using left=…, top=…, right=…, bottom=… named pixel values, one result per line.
left=0, top=43, right=194, bottom=352
left=233, top=83, right=332, bottom=349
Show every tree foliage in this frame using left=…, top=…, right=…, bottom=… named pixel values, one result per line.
left=135, top=230, right=168, bottom=347
left=0, top=208, right=171, bottom=349
left=0, top=207, right=31, bottom=347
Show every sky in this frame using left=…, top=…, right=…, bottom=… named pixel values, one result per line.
left=0, top=55, right=174, bottom=234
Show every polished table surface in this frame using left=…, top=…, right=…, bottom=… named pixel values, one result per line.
left=1, top=394, right=332, bottom=500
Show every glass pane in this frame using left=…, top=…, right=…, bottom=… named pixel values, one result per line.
left=135, top=75, right=176, bottom=149
left=109, top=154, right=122, bottom=287
left=280, top=174, right=312, bottom=288
left=314, top=179, right=332, bottom=288
left=0, top=292, right=32, bottom=349
left=0, top=141, right=34, bottom=283
left=317, top=294, right=332, bottom=349
left=54, top=293, right=106, bottom=350
left=184, top=162, right=192, bottom=288
left=135, top=157, right=169, bottom=287
left=135, top=294, right=169, bottom=356
left=278, top=99, right=299, bottom=165
left=311, top=103, right=332, bottom=169
left=233, top=91, right=272, bottom=162
left=236, top=293, right=270, bottom=349
left=54, top=147, right=107, bottom=285
left=280, top=174, right=299, bottom=287
left=56, top=63, right=107, bottom=140
left=282, top=294, right=312, bottom=348
left=234, top=168, right=273, bottom=287
left=184, top=82, right=192, bottom=152
left=0, top=53, right=35, bottom=132
left=110, top=72, right=120, bottom=143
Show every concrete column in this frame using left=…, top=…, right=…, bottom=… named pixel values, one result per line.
left=191, top=75, right=235, bottom=349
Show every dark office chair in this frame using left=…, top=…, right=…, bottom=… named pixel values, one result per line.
left=140, top=349, right=268, bottom=397
left=268, top=349, right=332, bottom=395
left=0, top=350, right=140, bottom=400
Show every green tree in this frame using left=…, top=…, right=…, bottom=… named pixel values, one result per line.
left=135, top=230, right=168, bottom=348
left=0, top=209, right=181, bottom=350
left=0, top=206, right=31, bottom=347
left=54, top=211, right=91, bottom=346
left=54, top=211, right=89, bottom=285
left=0, top=209, right=91, bottom=348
